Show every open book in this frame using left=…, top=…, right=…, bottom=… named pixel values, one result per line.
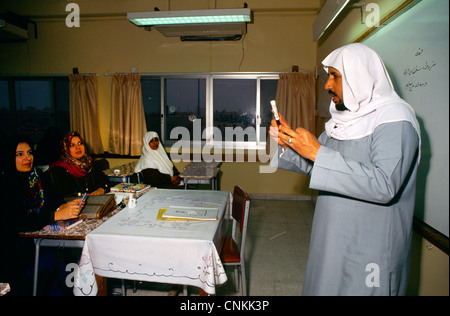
left=161, top=206, right=219, bottom=221
left=81, top=195, right=116, bottom=219
left=66, top=194, right=116, bottom=219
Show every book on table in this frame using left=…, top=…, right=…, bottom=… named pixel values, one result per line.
left=110, top=183, right=150, bottom=194
left=161, top=206, right=219, bottom=221
left=66, top=194, right=116, bottom=219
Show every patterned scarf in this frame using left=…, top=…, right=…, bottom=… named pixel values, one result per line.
left=26, top=168, right=45, bottom=214
left=51, top=131, right=93, bottom=178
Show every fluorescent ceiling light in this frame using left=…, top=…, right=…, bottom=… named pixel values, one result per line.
left=313, top=0, right=350, bottom=41
left=128, top=8, right=251, bottom=26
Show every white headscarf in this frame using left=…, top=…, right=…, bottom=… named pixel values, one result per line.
left=134, top=131, right=174, bottom=176
left=322, top=43, right=420, bottom=145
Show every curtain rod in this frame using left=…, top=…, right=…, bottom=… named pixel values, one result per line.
left=103, top=72, right=281, bottom=77
left=104, top=72, right=128, bottom=76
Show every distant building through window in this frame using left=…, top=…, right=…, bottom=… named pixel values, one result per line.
left=0, top=76, right=70, bottom=145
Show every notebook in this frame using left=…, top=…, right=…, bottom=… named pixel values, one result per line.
left=161, top=206, right=219, bottom=221
left=66, top=194, right=116, bottom=219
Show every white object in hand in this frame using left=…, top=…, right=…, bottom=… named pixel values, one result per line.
left=270, top=100, right=280, bottom=124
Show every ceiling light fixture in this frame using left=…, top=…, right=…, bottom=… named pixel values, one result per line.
left=127, top=8, right=251, bottom=26
left=313, top=0, right=350, bottom=41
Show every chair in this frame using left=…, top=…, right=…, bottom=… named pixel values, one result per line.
left=221, top=185, right=250, bottom=296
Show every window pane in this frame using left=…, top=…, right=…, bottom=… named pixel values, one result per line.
left=213, top=79, right=256, bottom=142
left=15, top=80, right=52, bottom=144
left=142, top=79, right=162, bottom=137
left=54, top=79, right=70, bottom=136
left=260, top=79, right=278, bottom=142
left=165, top=78, right=206, bottom=141
left=0, top=81, right=10, bottom=136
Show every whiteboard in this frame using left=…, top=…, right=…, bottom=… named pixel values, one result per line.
left=364, top=0, right=449, bottom=236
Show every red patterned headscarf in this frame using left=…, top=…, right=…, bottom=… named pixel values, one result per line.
left=50, top=131, right=93, bottom=177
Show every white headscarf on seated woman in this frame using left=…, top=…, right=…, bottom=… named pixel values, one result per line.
left=134, top=131, right=174, bottom=176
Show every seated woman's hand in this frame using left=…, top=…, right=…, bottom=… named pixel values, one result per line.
left=90, top=188, right=105, bottom=196
left=54, top=199, right=83, bottom=221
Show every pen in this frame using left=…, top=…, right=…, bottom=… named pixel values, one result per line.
left=79, top=192, right=87, bottom=206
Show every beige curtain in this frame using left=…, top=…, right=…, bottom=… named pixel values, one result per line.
left=69, top=74, right=104, bottom=154
left=275, top=72, right=316, bottom=134
left=109, top=74, right=147, bottom=156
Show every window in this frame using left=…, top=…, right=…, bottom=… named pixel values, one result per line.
left=141, top=78, right=162, bottom=137
left=0, top=80, right=10, bottom=135
left=141, top=73, right=278, bottom=149
left=213, top=78, right=256, bottom=142
left=15, top=80, right=53, bottom=139
left=0, top=77, right=70, bottom=145
left=165, top=78, right=206, bottom=143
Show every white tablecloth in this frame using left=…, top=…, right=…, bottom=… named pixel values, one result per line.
left=74, top=189, right=230, bottom=296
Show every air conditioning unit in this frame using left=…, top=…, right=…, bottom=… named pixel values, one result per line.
left=153, top=22, right=247, bottom=41
left=0, top=11, right=32, bottom=42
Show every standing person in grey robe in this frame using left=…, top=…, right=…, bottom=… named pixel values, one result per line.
left=269, top=43, right=421, bottom=295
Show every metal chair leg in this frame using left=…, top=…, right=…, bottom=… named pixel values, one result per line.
left=121, top=279, right=126, bottom=296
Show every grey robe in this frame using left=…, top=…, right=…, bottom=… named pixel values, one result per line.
left=271, top=121, right=419, bottom=295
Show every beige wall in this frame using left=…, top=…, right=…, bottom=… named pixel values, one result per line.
left=407, top=232, right=449, bottom=296
left=316, top=0, right=407, bottom=61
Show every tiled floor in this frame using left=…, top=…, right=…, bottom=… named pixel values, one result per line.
left=112, top=198, right=315, bottom=296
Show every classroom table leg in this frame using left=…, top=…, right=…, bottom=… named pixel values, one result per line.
left=32, top=238, right=42, bottom=296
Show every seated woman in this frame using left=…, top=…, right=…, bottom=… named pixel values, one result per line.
left=43, top=131, right=110, bottom=199
left=133, top=131, right=181, bottom=189
left=5, top=135, right=84, bottom=231
left=1, top=136, right=84, bottom=295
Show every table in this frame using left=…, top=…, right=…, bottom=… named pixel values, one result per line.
left=180, top=162, right=221, bottom=190
left=74, top=189, right=230, bottom=296
left=19, top=204, right=124, bottom=296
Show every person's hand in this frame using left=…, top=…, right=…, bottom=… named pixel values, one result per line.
left=279, top=125, right=321, bottom=162
left=269, top=112, right=320, bottom=162
left=54, top=199, right=84, bottom=221
left=269, top=113, right=291, bottom=149
left=90, top=188, right=105, bottom=196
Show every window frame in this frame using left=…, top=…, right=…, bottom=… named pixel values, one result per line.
left=0, top=75, right=70, bottom=144
left=142, top=72, right=279, bottom=150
